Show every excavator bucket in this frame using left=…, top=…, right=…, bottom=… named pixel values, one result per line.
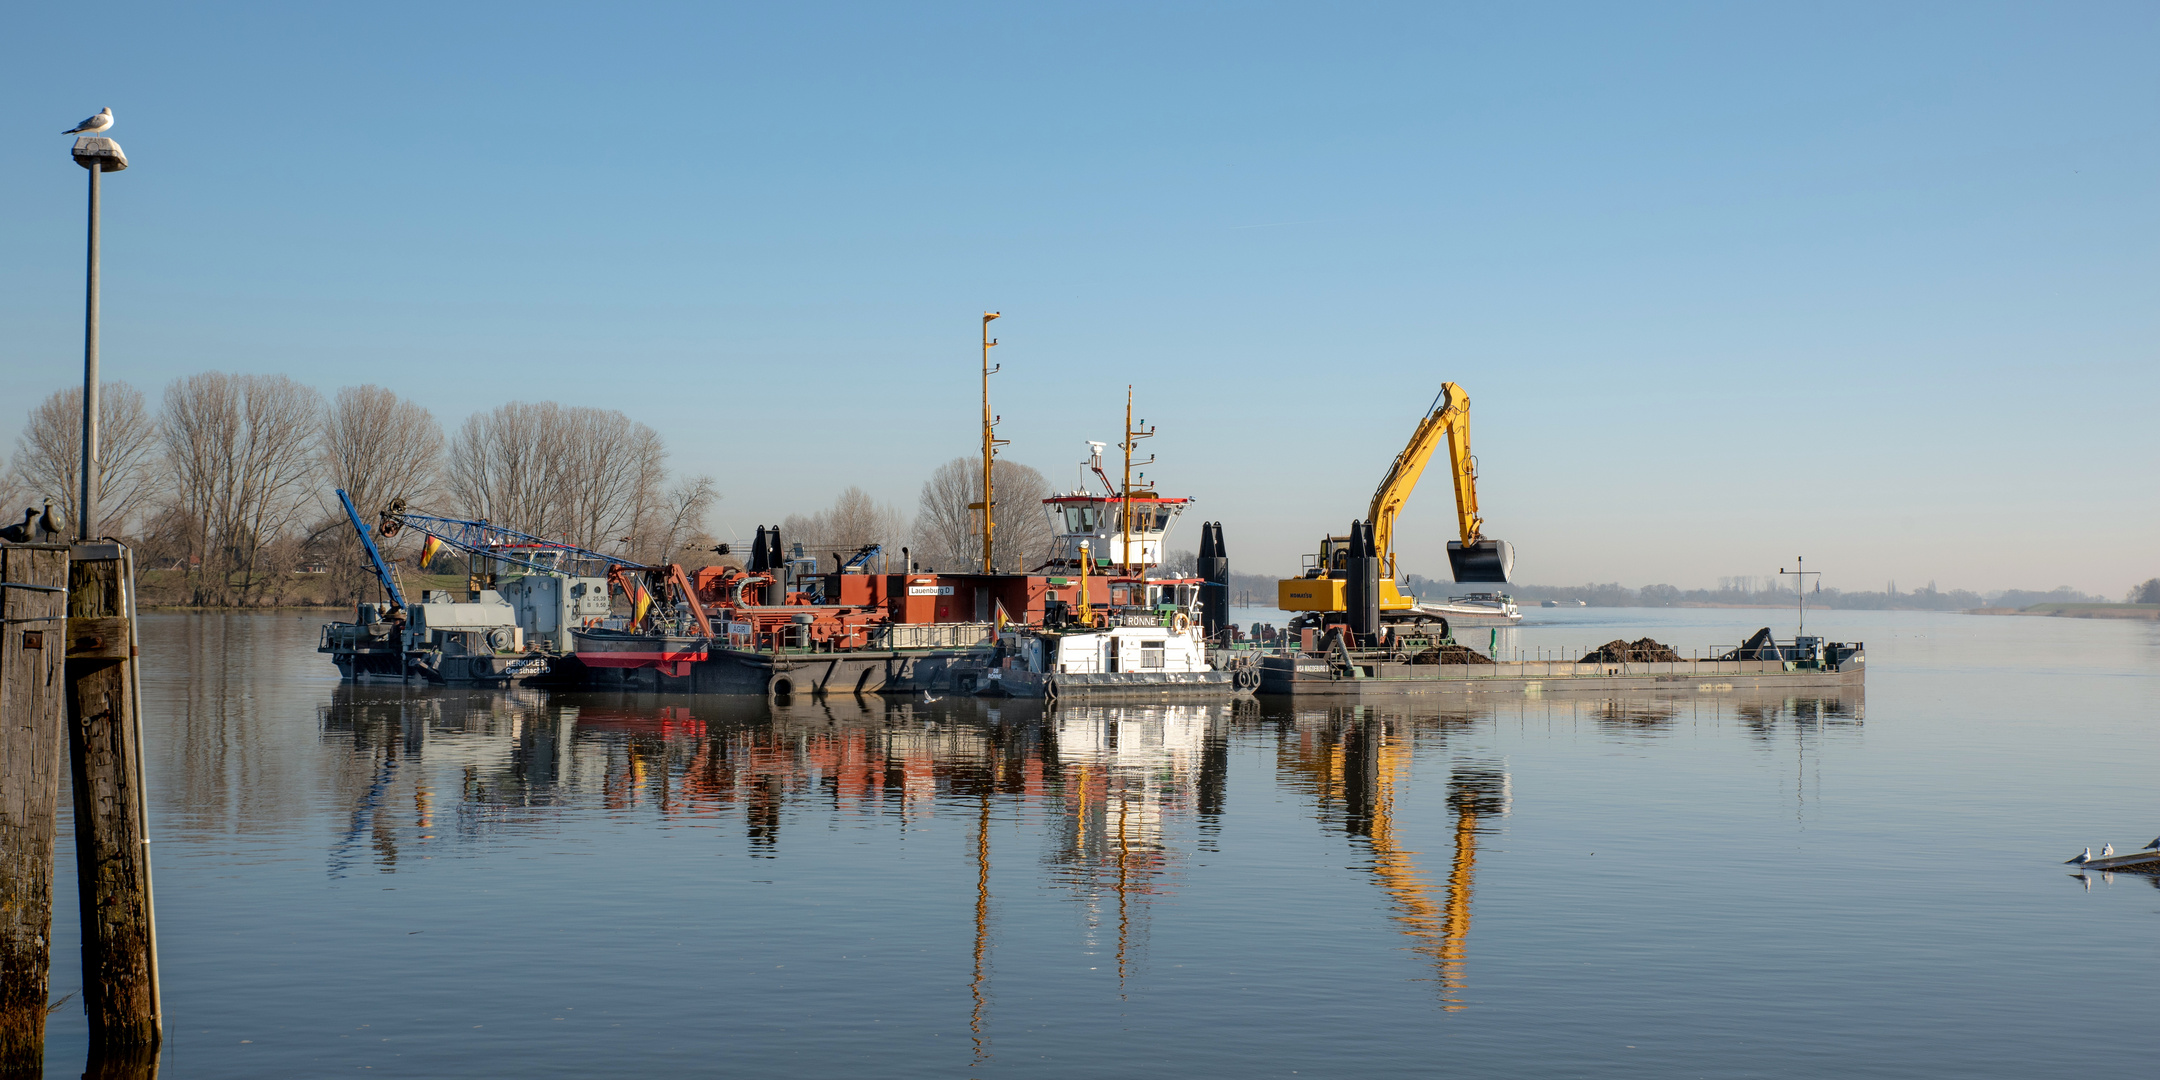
left=1447, top=539, right=1514, bottom=583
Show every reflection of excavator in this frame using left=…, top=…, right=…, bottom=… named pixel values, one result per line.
left=1279, top=715, right=1508, bottom=1009
left=1278, top=382, right=1514, bottom=622
left=1362, top=740, right=1509, bottom=1010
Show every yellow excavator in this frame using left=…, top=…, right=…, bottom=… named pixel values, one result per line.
left=1277, top=382, right=1513, bottom=620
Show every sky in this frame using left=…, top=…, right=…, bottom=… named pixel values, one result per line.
left=3, top=1, right=2154, bottom=596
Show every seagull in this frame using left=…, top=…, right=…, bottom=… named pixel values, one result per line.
left=0, top=508, right=35, bottom=543
left=33, top=500, right=62, bottom=541
left=2145, top=836, right=2160, bottom=851
left=63, top=108, right=113, bottom=136
left=917, top=690, right=942, bottom=703
left=2064, top=848, right=2091, bottom=865
left=2100, top=844, right=2115, bottom=858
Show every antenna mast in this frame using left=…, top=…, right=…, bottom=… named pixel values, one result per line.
left=1119, top=387, right=1155, bottom=577
left=977, top=313, right=1005, bottom=573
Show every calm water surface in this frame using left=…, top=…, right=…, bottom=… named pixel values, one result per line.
left=40, top=607, right=2160, bottom=1077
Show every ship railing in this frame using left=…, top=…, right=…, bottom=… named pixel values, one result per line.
left=874, top=622, right=996, bottom=651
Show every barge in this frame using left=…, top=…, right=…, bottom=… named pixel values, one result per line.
left=1257, top=631, right=1863, bottom=698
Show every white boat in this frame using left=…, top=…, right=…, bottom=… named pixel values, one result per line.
left=1409, top=591, right=1522, bottom=625
left=982, top=608, right=1252, bottom=700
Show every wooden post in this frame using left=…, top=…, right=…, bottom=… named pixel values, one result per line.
left=64, top=544, right=160, bottom=1048
left=1, top=544, right=71, bottom=1070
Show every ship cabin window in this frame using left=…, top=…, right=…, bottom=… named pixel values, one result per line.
left=1114, top=505, right=1175, bottom=534
left=1061, top=504, right=1102, bottom=533
left=1140, top=641, right=1165, bottom=669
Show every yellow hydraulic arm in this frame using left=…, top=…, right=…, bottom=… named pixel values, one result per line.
left=1368, top=382, right=1483, bottom=581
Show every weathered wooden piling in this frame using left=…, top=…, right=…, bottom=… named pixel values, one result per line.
left=63, top=544, right=160, bottom=1048
left=1, top=545, right=70, bottom=1070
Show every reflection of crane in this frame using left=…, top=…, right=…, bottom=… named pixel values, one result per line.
left=1439, top=765, right=1509, bottom=1008
left=970, top=785, right=992, bottom=1066
left=1279, top=717, right=1507, bottom=1009
left=1277, top=383, right=1516, bottom=622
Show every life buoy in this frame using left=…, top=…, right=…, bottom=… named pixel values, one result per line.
left=1171, top=612, right=1192, bottom=634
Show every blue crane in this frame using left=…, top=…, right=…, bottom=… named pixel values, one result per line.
left=337, top=488, right=407, bottom=612
left=373, top=498, right=648, bottom=576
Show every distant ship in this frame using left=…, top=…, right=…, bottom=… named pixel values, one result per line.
left=1542, top=599, right=1587, bottom=608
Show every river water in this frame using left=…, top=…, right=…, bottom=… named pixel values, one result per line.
left=37, top=607, right=2160, bottom=1077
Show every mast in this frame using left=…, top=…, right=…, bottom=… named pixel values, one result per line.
left=978, top=313, right=1004, bottom=574
left=1118, top=388, right=1153, bottom=577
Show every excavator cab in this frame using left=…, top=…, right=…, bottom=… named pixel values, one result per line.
left=1447, top=539, right=1515, bottom=584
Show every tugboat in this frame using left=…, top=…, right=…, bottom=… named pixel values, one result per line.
left=972, top=396, right=1254, bottom=701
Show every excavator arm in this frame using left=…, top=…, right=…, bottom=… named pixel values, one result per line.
left=1367, top=383, right=1511, bottom=583
left=1368, top=383, right=1481, bottom=580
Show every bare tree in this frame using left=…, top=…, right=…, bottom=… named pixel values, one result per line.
left=160, top=373, right=324, bottom=605
left=552, top=408, right=667, bottom=554
left=444, top=401, right=670, bottom=557
left=316, top=386, right=446, bottom=602
left=445, top=401, right=559, bottom=536
left=8, top=381, right=161, bottom=536
left=910, top=457, right=1052, bottom=572
left=782, top=486, right=908, bottom=571
left=637, top=474, right=720, bottom=565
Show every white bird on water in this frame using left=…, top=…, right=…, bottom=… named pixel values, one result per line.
left=2064, top=848, right=2091, bottom=865
left=63, top=108, right=113, bottom=135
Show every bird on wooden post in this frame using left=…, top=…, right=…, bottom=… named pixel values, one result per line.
left=34, top=499, right=63, bottom=542
left=0, top=507, right=35, bottom=543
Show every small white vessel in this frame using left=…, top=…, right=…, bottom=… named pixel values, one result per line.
left=1411, top=591, right=1522, bottom=625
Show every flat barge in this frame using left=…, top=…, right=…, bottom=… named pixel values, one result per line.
left=1259, top=639, right=1864, bottom=698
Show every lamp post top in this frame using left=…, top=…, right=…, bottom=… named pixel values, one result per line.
left=72, top=136, right=127, bottom=172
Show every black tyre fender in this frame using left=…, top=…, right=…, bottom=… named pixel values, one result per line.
left=766, top=673, right=795, bottom=700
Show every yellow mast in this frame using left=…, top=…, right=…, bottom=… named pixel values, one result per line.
left=977, top=313, right=1005, bottom=574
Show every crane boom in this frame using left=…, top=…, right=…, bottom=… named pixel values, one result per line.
left=337, top=488, right=407, bottom=612
left=1368, top=383, right=1484, bottom=581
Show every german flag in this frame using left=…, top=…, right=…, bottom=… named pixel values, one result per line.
left=631, top=581, right=653, bottom=625
left=417, top=533, right=444, bottom=569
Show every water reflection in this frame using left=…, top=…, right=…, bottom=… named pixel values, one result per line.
left=1274, top=706, right=1505, bottom=1008
left=306, top=682, right=1867, bottom=1024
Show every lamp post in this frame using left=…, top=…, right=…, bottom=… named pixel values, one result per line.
left=72, top=134, right=128, bottom=542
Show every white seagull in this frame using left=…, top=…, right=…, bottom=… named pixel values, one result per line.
left=63, top=108, right=113, bottom=136
left=2099, top=843, right=2115, bottom=858
left=2064, top=848, right=2091, bottom=865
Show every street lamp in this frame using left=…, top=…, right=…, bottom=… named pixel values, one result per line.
left=71, top=129, right=128, bottom=542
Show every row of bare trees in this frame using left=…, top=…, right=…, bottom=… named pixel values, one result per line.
left=3, top=377, right=719, bottom=606
left=2, top=378, right=1081, bottom=605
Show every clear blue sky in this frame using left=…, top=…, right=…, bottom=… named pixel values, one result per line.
left=4, top=2, right=2154, bottom=595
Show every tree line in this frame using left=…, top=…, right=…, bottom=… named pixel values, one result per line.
left=1, top=377, right=717, bottom=607
left=2, top=376, right=1092, bottom=607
